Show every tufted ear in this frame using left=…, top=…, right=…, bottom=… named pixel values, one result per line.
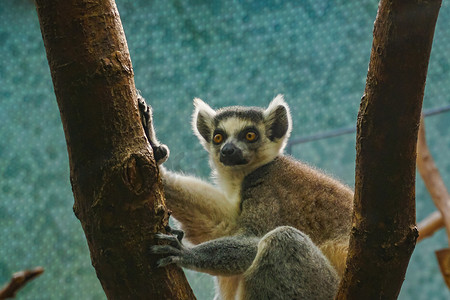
left=192, top=98, right=216, bottom=145
left=263, top=94, right=292, bottom=141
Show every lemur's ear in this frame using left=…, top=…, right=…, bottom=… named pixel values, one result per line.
left=263, top=94, right=292, bottom=141
left=192, top=98, right=216, bottom=144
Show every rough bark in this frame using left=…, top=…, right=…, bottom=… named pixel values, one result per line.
left=34, top=0, right=195, bottom=299
left=336, top=0, right=441, bottom=299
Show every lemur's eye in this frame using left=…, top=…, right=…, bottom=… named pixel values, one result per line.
left=245, top=131, right=258, bottom=142
left=213, top=133, right=224, bottom=144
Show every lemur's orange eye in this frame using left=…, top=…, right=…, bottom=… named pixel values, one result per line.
left=246, top=131, right=257, bottom=142
left=213, top=133, right=223, bottom=144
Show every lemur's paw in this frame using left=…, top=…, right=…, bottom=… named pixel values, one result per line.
left=137, top=94, right=170, bottom=165
left=150, top=241, right=183, bottom=268
left=137, top=95, right=152, bottom=135
left=165, top=225, right=184, bottom=242
left=154, top=144, right=169, bottom=165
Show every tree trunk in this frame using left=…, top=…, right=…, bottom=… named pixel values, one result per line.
left=336, top=0, right=441, bottom=299
left=34, top=0, right=195, bottom=299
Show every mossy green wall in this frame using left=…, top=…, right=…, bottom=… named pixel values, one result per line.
left=1, top=1, right=449, bottom=298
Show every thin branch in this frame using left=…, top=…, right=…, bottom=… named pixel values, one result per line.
left=416, top=116, right=450, bottom=289
left=0, top=267, right=44, bottom=299
left=417, top=210, right=444, bottom=242
left=416, top=116, right=450, bottom=245
left=436, top=249, right=450, bottom=289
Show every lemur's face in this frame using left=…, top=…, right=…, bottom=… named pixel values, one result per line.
left=192, top=95, right=292, bottom=171
left=210, top=114, right=267, bottom=167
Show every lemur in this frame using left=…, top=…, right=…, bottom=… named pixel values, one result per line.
left=139, top=95, right=353, bottom=300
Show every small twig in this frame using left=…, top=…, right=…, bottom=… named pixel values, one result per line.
left=417, top=210, right=444, bottom=242
left=416, top=116, right=450, bottom=244
left=416, top=116, right=450, bottom=289
left=0, top=267, right=44, bottom=299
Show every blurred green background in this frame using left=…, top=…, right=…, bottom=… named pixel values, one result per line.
left=1, top=0, right=450, bottom=299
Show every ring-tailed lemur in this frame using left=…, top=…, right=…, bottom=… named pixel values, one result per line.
left=139, top=95, right=353, bottom=300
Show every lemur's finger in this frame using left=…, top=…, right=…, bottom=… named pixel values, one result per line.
left=156, top=256, right=180, bottom=268
left=154, top=233, right=183, bottom=249
left=165, top=225, right=185, bottom=242
left=150, top=245, right=182, bottom=256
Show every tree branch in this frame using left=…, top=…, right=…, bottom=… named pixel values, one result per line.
left=417, top=210, right=444, bottom=242
left=0, top=267, right=44, bottom=299
left=34, top=0, right=195, bottom=298
left=416, top=116, right=450, bottom=244
left=336, top=0, right=442, bottom=298
left=416, top=116, right=450, bottom=288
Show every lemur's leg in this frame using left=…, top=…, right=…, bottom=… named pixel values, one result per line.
left=238, top=226, right=339, bottom=300
left=151, top=233, right=259, bottom=276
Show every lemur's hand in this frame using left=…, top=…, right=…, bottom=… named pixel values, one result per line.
left=165, top=225, right=184, bottom=242
left=138, top=94, right=169, bottom=165
left=151, top=233, right=186, bottom=268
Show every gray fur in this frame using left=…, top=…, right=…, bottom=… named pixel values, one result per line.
left=153, top=234, right=259, bottom=276
left=242, top=227, right=339, bottom=300
left=142, top=95, right=353, bottom=300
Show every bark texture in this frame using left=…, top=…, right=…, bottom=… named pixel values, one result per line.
left=34, top=1, right=195, bottom=299
left=336, top=0, right=441, bottom=299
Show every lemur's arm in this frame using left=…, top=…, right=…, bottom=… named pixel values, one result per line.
left=151, top=233, right=258, bottom=276
left=162, top=170, right=238, bottom=243
left=138, top=95, right=238, bottom=243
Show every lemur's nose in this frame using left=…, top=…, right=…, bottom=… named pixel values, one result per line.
left=219, top=142, right=246, bottom=166
left=221, top=143, right=236, bottom=156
